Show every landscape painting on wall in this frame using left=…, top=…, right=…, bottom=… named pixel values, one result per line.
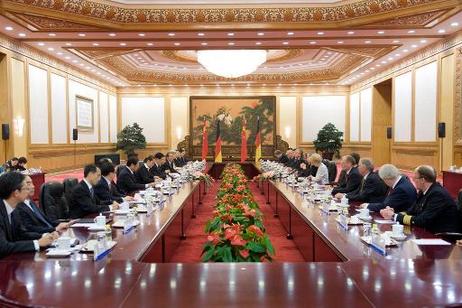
left=190, top=96, right=276, bottom=159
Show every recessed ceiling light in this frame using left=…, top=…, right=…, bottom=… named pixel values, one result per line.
left=228, top=42, right=235, bottom=46
left=201, top=42, right=208, bottom=46
left=79, top=63, right=84, bottom=66
left=47, top=47, right=54, bottom=51
left=227, top=32, right=235, bottom=36
left=387, top=57, right=393, bottom=61
left=65, top=56, right=71, bottom=60
left=403, top=49, right=409, bottom=52
left=5, top=26, right=13, bottom=31
left=65, top=43, right=72, bottom=46
left=48, top=33, right=56, bottom=37
left=78, top=33, right=86, bottom=37
left=197, top=33, right=205, bottom=36
left=376, top=64, right=381, bottom=67
left=411, top=44, right=418, bottom=48
left=174, top=42, right=181, bottom=46
left=451, top=22, right=459, bottom=27
left=168, top=33, right=175, bottom=36
left=72, top=60, right=78, bottom=63
left=317, top=32, right=324, bottom=35
left=337, top=41, right=344, bottom=44
left=394, top=54, right=400, bottom=57
left=309, top=41, right=317, bottom=45
left=365, top=40, right=371, bottom=44
left=287, top=32, right=294, bottom=36
left=371, top=67, right=375, bottom=70
left=392, top=40, right=400, bottom=43
left=120, top=42, right=127, bottom=46
left=408, top=30, right=415, bottom=34
left=57, top=52, right=63, bottom=55
left=92, top=43, right=99, bottom=46
left=138, top=33, right=145, bottom=37
left=255, top=42, right=261, bottom=45
left=257, top=32, right=264, bottom=36
left=438, top=29, right=446, bottom=34
left=420, top=39, right=427, bottom=43
left=147, top=42, right=153, bottom=46
left=347, top=31, right=355, bottom=35
left=108, top=33, right=116, bottom=37
left=282, top=41, right=289, bottom=45
left=18, top=33, right=26, bottom=37
left=38, top=42, right=45, bottom=46
left=381, top=60, right=387, bottom=64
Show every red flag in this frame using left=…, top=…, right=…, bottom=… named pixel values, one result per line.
left=214, top=120, right=222, bottom=162
left=241, top=119, right=248, bottom=162
left=255, top=117, right=261, bottom=163
left=201, top=120, right=208, bottom=160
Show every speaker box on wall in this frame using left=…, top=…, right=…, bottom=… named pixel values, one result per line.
left=2, top=124, right=9, bottom=140
left=72, top=128, right=78, bottom=141
left=438, top=122, right=446, bottom=138
left=386, top=127, right=392, bottom=140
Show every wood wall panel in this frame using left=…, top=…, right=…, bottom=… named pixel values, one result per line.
left=391, top=145, right=438, bottom=171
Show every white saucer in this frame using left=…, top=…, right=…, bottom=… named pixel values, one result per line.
left=87, top=225, right=106, bottom=232
left=390, top=234, right=407, bottom=241
left=358, top=215, right=373, bottom=222
left=46, top=249, right=72, bottom=257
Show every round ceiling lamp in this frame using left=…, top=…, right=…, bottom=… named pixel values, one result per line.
left=197, top=50, right=267, bottom=78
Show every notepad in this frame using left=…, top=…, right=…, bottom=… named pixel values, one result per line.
left=412, top=239, right=451, bottom=245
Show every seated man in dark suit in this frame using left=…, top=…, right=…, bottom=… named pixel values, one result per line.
left=335, top=158, right=388, bottom=203
left=150, top=152, right=167, bottom=180
left=380, top=165, right=460, bottom=234
left=0, top=172, right=54, bottom=258
left=118, top=158, right=155, bottom=195
left=174, top=149, right=189, bottom=167
left=331, top=155, right=363, bottom=196
left=362, top=164, right=416, bottom=212
left=12, top=175, right=71, bottom=234
left=274, top=150, right=289, bottom=165
left=135, top=155, right=156, bottom=185
left=95, top=162, right=133, bottom=205
left=69, top=164, right=116, bottom=219
left=163, top=151, right=179, bottom=175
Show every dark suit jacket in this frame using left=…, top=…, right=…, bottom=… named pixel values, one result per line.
left=135, top=164, right=154, bottom=184
left=163, top=161, right=178, bottom=174
left=0, top=200, right=37, bottom=259
left=174, top=157, right=188, bottom=167
left=117, top=166, right=146, bottom=195
left=278, top=154, right=289, bottom=165
left=69, top=181, right=109, bottom=219
left=150, top=164, right=167, bottom=180
left=367, top=176, right=417, bottom=212
left=12, top=201, right=58, bottom=234
left=396, top=183, right=461, bottom=233
left=346, top=172, right=388, bottom=203
left=94, top=177, right=124, bottom=205
left=331, top=167, right=362, bottom=195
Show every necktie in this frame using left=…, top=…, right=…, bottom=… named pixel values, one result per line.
left=90, top=187, right=95, bottom=199
left=360, top=179, right=365, bottom=192
left=387, top=187, right=394, bottom=196
left=31, top=204, right=53, bottom=228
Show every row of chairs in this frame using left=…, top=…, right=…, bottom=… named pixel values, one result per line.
left=38, top=178, right=79, bottom=222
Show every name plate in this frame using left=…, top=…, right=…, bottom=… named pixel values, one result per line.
left=370, top=234, right=387, bottom=256
left=337, top=214, right=349, bottom=230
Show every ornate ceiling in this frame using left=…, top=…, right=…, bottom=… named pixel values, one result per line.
left=0, top=0, right=461, bottom=86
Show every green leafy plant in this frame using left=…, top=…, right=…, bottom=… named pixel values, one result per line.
left=116, top=123, right=147, bottom=156
left=313, top=122, right=344, bottom=159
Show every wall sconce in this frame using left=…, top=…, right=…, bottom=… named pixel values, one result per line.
left=13, top=116, right=25, bottom=137
left=284, top=126, right=291, bottom=140
left=176, top=126, right=183, bottom=141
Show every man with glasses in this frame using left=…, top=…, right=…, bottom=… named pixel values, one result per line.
left=380, top=165, right=460, bottom=233
left=0, top=172, right=54, bottom=258
left=12, top=175, right=72, bottom=234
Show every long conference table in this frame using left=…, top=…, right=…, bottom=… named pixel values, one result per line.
left=1, top=163, right=461, bottom=307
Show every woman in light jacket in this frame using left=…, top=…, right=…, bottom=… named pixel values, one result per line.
left=309, top=153, right=329, bottom=185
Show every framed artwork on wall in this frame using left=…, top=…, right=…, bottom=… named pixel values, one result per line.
left=76, top=95, right=94, bottom=131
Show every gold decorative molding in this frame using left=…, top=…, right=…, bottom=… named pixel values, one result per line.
left=70, top=45, right=397, bottom=84
left=2, top=0, right=460, bottom=30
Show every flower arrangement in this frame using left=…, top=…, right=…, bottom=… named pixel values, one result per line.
left=194, top=171, right=215, bottom=188
left=252, top=171, right=276, bottom=184
left=202, top=164, right=275, bottom=262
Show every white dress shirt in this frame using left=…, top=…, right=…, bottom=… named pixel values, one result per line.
left=3, top=200, right=39, bottom=251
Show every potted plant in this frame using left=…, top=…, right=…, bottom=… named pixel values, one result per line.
left=313, top=122, right=343, bottom=160
left=116, top=123, right=147, bottom=158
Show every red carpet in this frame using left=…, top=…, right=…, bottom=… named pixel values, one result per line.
left=46, top=169, right=83, bottom=182
left=169, top=181, right=305, bottom=263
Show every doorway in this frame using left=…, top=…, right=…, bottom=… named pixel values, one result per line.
left=371, top=79, right=392, bottom=166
